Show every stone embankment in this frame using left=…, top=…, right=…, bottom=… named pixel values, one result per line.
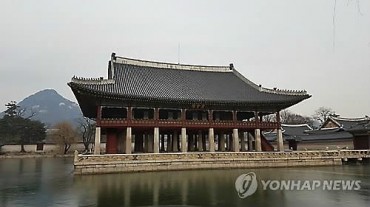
left=74, top=150, right=370, bottom=175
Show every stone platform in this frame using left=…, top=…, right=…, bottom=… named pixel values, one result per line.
left=74, top=150, right=370, bottom=175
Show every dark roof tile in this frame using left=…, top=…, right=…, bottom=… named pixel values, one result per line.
left=69, top=55, right=310, bottom=109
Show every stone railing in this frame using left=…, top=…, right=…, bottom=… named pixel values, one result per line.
left=75, top=150, right=370, bottom=165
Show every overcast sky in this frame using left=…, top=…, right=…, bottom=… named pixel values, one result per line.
left=1, top=0, right=369, bottom=117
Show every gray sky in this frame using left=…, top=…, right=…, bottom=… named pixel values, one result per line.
left=1, top=0, right=369, bottom=117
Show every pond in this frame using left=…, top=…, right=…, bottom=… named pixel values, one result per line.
left=0, top=158, right=369, bottom=207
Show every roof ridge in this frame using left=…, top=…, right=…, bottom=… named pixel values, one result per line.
left=112, top=54, right=232, bottom=72
left=332, top=116, right=370, bottom=122
left=70, top=76, right=115, bottom=85
left=282, top=124, right=312, bottom=129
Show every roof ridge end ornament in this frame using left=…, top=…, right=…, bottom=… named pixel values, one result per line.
left=260, top=87, right=308, bottom=96
left=110, top=52, right=116, bottom=78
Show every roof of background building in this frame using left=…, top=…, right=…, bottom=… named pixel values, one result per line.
left=264, top=124, right=353, bottom=142
left=321, top=116, right=370, bottom=132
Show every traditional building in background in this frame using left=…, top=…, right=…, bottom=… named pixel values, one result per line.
left=321, top=116, right=370, bottom=149
left=264, top=124, right=353, bottom=151
left=264, top=116, right=370, bottom=150
left=68, top=53, right=310, bottom=154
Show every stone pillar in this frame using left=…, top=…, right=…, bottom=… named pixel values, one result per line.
left=276, top=111, right=284, bottom=152
left=125, top=127, right=132, bottom=154
left=220, top=133, right=225, bottom=151
left=134, top=133, right=140, bottom=152
left=94, top=126, right=101, bottom=154
left=240, top=132, right=246, bottom=151
left=233, top=129, right=240, bottom=152
left=277, top=128, right=284, bottom=151
left=117, top=130, right=125, bottom=153
left=167, top=134, right=173, bottom=152
left=197, top=131, right=203, bottom=151
left=147, top=134, right=154, bottom=153
left=248, top=132, right=253, bottom=151
left=188, top=133, right=194, bottom=151
left=202, top=133, right=207, bottom=151
left=255, top=129, right=262, bottom=152
left=226, top=134, right=231, bottom=151
left=154, top=127, right=159, bottom=153
left=173, top=131, right=179, bottom=152
left=144, top=133, right=149, bottom=153
left=181, top=127, right=187, bottom=153
left=208, top=128, right=215, bottom=152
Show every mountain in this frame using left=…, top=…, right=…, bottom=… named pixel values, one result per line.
left=1, top=89, right=83, bottom=128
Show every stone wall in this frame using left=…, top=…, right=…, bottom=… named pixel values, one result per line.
left=74, top=150, right=370, bottom=175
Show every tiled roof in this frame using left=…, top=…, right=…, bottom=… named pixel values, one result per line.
left=282, top=124, right=312, bottom=137
left=68, top=54, right=310, bottom=109
left=264, top=124, right=353, bottom=142
left=330, top=117, right=370, bottom=131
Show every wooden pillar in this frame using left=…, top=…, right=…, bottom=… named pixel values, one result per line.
left=117, top=130, right=125, bottom=153
left=138, top=133, right=144, bottom=152
left=125, top=127, right=132, bottom=154
left=197, top=131, right=203, bottom=151
left=147, top=134, right=154, bottom=153
left=233, top=129, right=239, bottom=152
left=181, top=127, right=187, bottom=153
left=208, top=128, right=215, bottom=152
left=134, top=133, right=140, bottom=152
left=160, top=134, right=165, bottom=152
left=227, top=134, right=232, bottom=151
left=220, top=132, right=225, bottom=151
left=202, top=132, right=207, bottom=151
left=248, top=132, right=253, bottom=151
left=240, top=132, right=246, bottom=151
left=106, top=129, right=118, bottom=154
left=167, top=133, right=173, bottom=152
left=144, top=133, right=149, bottom=153
left=127, top=107, right=132, bottom=120
left=173, top=131, right=179, bottom=152
left=188, top=133, right=193, bottom=151
left=94, top=126, right=101, bottom=154
left=232, top=110, right=237, bottom=122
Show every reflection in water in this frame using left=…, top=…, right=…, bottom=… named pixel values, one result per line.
left=0, top=158, right=369, bottom=207
left=74, top=165, right=370, bottom=207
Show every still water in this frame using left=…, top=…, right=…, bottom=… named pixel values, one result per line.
left=0, top=158, right=369, bottom=207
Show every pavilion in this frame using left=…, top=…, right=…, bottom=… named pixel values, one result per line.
left=68, top=53, right=310, bottom=154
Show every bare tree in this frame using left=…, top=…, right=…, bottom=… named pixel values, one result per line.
left=279, top=110, right=313, bottom=125
left=78, top=117, right=95, bottom=153
left=313, top=107, right=338, bottom=123
left=52, top=122, right=77, bottom=154
left=262, top=110, right=314, bottom=127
